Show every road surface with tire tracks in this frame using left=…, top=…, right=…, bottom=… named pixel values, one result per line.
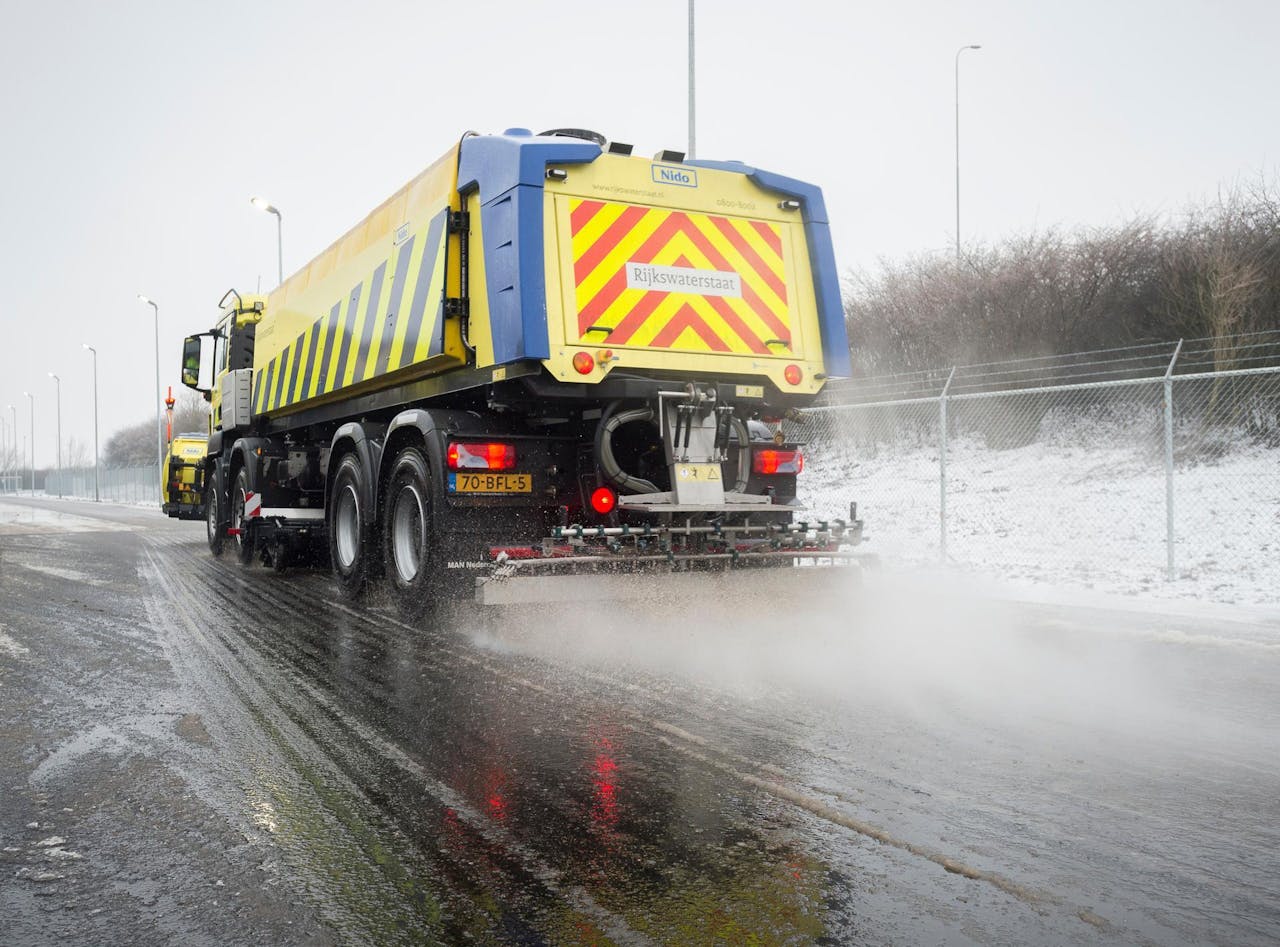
left=1, top=496, right=1277, bottom=945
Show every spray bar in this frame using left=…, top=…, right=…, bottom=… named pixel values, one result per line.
left=490, top=549, right=865, bottom=573
left=551, top=519, right=851, bottom=540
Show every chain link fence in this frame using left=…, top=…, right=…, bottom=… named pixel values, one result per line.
left=28, top=466, right=160, bottom=505
left=803, top=332, right=1280, bottom=605
left=3, top=338, right=1277, bottom=603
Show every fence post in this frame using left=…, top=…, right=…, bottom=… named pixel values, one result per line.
left=1163, top=339, right=1183, bottom=581
left=939, top=366, right=956, bottom=564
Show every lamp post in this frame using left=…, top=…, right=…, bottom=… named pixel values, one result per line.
left=687, top=0, right=696, bottom=160
left=48, top=373, right=62, bottom=498
left=250, top=197, right=284, bottom=285
left=23, top=391, right=33, bottom=496
left=6, top=404, right=15, bottom=494
left=137, top=295, right=162, bottom=493
left=83, top=344, right=100, bottom=501
left=954, top=43, right=982, bottom=264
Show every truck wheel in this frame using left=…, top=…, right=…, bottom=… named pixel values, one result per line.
left=328, top=452, right=370, bottom=598
left=382, top=446, right=438, bottom=618
left=231, top=467, right=255, bottom=566
left=206, top=479, right=225, bottom=558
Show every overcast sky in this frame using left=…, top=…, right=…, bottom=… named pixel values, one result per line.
left=1, top=0, right=1276, bottom=467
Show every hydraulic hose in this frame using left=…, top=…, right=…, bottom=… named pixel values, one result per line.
left=595, top=404, right=660, bottom=494
left=595, top=403, right=754, bottom=496
left=729, top=414, right=751, bottom=494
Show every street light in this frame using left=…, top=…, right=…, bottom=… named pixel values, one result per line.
left=4, top=404, right=12, bottom=492
left=687, top=0, right=696, bottom=160
left=48, top=372, right=62, bottom=498
left=250, top=197, right=284, bottom=285
left=955, top=43, right=982, bottom=264
left=137, top=294, right=162, bottom=492
left=23, top=391, right=33, bottom=496
left=83, top=344, right=100, bottom=502
left=6, top=404, right=16, bottom=495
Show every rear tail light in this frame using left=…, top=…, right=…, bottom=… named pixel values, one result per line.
left=447, top=442, right=517, bottom=470
left=753, top=448, right=803, bottom=475
left=784, top=364, right=803, bottom=385
left=590, top=486, right=617, bottom=515
left=572, top=351, right=595, bottom=375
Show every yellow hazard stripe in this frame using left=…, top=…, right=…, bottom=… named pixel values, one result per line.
left=254, top=208, right=457, bottom=414
left=409, top=242, right=448, bottom=364
left=358, top=263, right=389, bottom=382
left=568, top=198, right=790, bottom=356
left=288, top=325, right=313, bottom=405
left=575, top=209, right=666, bottom=303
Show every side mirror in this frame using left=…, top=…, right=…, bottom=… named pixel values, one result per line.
left=180, top=334, right=216, bottom=392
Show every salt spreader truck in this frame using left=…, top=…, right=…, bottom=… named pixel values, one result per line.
left=180, top=128, right=861, bottom=611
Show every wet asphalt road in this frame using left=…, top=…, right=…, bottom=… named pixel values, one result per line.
left=1, top=496, right=1278, bottom=946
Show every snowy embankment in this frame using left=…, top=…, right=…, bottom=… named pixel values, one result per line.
left=803, top=432, right=1280, bottom=608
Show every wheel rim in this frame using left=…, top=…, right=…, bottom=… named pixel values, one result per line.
left=334, top=484, right=360, bottom=570
left=207, top=491, right=218, bottom=541
left=232, top=485, right=247, bottom=552
left=391, top=482, right=426, bottom=583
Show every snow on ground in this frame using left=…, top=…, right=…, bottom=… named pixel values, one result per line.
left=0, top=500, right=143, bottom=534
left=804, top=425, right=1280, bottom=608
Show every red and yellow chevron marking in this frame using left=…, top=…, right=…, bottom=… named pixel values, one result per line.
left=569, top=199, right=790, bottom=355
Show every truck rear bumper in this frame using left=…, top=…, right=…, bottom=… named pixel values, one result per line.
left=162, top=501, right=205, bottom=521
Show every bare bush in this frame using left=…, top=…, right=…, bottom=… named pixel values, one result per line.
left=170, top=388, right=210, bottom=438
left=103, top=419, right=157, bottom=467
left=103, top=389, right=209, bottom=467
left=64, top=436, right=90, bottom=468
left=846, top=177, right=1280, bottom=374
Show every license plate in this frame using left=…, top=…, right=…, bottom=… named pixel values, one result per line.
left=449, top=472, right=532, bottom=494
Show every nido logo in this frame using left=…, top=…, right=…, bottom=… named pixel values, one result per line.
left=651, top=164, right=698, bottom=188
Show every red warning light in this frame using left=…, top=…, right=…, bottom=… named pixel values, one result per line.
left=753, top=449, right=804, bottom=475
left=784, top=363, right=803, bottom=385
left=590, top=486, right=617, bottom=515
left=447, top=442, right=517, bottom=470
left=573, top=351, right=595, bottom=375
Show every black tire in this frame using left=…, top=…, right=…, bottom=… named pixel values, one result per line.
left=231, top=466, right=255, bottom=566
left=206, top=473, right=225, bottom=558
left=269, top=540, right=290, bottom=574
left=381, top=446, right=439, bottom=618
left=328, top=452, right=372, bottom=598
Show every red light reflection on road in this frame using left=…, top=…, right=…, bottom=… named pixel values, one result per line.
left=591, top=736, right=619, bottom=834
left=485, top=768, right=510, bottom=823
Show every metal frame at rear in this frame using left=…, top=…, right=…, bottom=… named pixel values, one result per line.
left=472, top=512, right=867, bottom=605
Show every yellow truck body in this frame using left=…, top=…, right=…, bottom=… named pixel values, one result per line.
left=242, top=130, right=847, bottom=422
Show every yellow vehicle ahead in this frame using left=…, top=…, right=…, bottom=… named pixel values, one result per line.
left=180, top=128, right=860, bottom=608
left=162, top=433, right=207, bottom=520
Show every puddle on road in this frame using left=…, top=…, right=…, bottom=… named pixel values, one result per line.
left=29, top=723, right=134, bottom=786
